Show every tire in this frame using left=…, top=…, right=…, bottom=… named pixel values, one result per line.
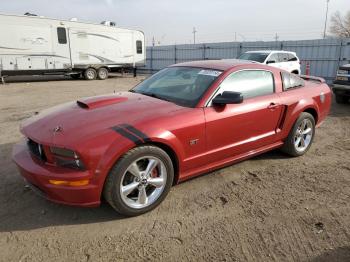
left=281, top=112, right=315, bottom=157
left=335, top=94, right=347, bottom=104
left=84, top=68, right=97, bottom=80
left=103, top=145, right=174, bottom=216
left=97, top=67, right=109, bottom=80
left=70, top=73, right=81, bottom=80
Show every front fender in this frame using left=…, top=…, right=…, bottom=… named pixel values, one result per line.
left=94, top=127, right=185, bottom=195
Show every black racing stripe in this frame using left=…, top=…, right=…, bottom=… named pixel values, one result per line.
left=111, top=126, right=143, bottom=145
left=120, top=124, right=151, bottom=142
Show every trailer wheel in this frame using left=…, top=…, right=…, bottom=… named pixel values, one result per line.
left=84, top=68, right=97, bottom=80
left=97, top=68, right=109, bottom=80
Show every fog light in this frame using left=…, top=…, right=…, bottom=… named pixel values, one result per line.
left=49, top=179, right=89, bottom=186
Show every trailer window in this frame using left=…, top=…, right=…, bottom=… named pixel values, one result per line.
left=57, top=27, right=67, bottom=44
left=136, top=40, right=143, bottom=54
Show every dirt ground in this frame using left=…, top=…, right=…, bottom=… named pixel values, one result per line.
left=0, top=74, right=349, bottom=262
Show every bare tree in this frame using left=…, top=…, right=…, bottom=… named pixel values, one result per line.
left=329, top=11, right=350, bottom=38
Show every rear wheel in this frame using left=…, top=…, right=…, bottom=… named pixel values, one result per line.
left=335, top=94, right=347, bottom=104
left=103, top=145, right=174, bottom=216
left=84, top=68, right=97, bottom=80
left=281, top=112, right=315, bottom=157
left=97, top=67, right=109, bottom=80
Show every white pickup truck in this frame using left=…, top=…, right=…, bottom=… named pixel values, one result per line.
left=333, top=64, right=350, bottom=104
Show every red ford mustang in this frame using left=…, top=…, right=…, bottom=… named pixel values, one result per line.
left=12, top=60, right=332, bottom=216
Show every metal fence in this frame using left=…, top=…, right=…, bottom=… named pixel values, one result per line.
left=142, top=38, right=350, bottom=83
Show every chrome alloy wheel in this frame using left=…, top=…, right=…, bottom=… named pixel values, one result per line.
left=294, top=118, right=313, bottom=152
left=120, top=156, right=167, bottom=209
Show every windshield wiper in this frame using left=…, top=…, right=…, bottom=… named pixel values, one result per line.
left=139, top=91, right=172, bottom=102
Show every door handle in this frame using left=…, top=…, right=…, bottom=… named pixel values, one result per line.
left=268, top=102, right=280, bottom=109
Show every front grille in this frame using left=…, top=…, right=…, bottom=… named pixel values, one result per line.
left=27, top=138, right=47, bottom=162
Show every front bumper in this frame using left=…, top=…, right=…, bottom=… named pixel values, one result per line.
left=12, top=140, right=101, bottom=207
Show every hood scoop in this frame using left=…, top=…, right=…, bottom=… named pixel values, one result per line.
left=77, top=95, right=128, bottom=109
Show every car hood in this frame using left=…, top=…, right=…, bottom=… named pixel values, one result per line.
left=21, top=91, right=186, bottom=147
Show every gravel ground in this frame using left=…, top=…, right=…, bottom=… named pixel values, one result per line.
left=0, top=74, right=349, bottom=262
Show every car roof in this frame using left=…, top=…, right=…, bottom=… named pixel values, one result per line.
left=169, top=59, right=257, bottom=71
left=245, top=50, right=297, bottom=55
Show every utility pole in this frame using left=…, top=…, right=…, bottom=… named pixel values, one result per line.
left=274, top=33, right=279, bottom=42
left=238, top=33, right=246, bottom=42
left=323, top=0, right=330, bottom=39
left=152, top=36, right=155, bottom=47
left=192, top=27, right=197, bottom=45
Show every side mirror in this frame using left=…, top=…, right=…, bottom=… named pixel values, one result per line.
left=212, top=91, right=243, bottom=105
left=266, top=60, right=276, bottom=64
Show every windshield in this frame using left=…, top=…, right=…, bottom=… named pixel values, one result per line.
left=132, top=67, right=222, bottom=107
left=238, top=52, right=269, bottom=63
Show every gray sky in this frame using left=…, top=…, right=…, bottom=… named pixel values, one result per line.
left=1, top=0, right=349, bottom=45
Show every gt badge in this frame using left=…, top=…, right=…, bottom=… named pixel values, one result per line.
left=189, top=139, right=199, bottom=146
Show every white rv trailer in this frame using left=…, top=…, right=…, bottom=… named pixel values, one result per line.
left=0, top=14, right=145, bottom=81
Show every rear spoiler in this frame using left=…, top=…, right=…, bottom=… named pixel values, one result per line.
left=300, top=75, right=326, bottom=83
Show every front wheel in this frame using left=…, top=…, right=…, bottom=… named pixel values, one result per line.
left=103, top=146, right=174, bottom=216
left=281, top=112, right=315, bottom=157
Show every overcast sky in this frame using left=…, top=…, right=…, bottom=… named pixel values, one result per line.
left=1, top=0, right=349, bottom=45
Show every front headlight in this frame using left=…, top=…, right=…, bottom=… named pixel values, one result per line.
left=50, top=147, right=85, bottom=170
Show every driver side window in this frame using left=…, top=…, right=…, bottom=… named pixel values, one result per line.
left=215, top=70, right=275, bottom=100
left=267, top=53, right=279, bottom=63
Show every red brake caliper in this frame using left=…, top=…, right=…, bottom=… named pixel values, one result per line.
left=151, top=168, right=158, bottom=178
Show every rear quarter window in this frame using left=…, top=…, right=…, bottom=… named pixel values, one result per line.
left=282, top=72, right=305, bottom=91
left=288, top=53, right=298, bottom=61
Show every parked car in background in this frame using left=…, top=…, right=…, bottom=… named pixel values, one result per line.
left=333, top=64, right=350, bottom=104
left=13, top=60, right=331, bottom=216
left=238, top=50, right=301, bottom=74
